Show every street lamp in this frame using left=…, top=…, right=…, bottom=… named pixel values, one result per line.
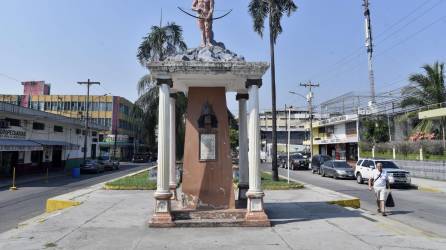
left=290, top=90, right=315, bottom=158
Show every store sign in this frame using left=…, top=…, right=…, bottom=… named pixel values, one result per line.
left=0, top=128, right=26, bottom=139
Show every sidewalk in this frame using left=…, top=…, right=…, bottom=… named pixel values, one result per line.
left=412, top=177, right=446, bottom=193
left=1, top=183, right=445, bottom=249
left=0, top=171, right=67, bottom=189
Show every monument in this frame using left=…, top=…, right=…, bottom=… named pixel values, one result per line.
left=148, top=1, right=270, bottom=227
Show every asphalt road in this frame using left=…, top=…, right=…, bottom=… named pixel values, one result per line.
left=0, top=163, right=150, bottom=233
left=262, top=163, right=446, bottom=238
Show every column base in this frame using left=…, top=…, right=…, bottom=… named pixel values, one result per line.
left=149, top=192, right=174, bottom=228
left=245, top=193, right=270, bottom=226
left=238, top=183, right=249, bottom=200
left=148, top=212, right=174, bottom=228
left=169, top=184, right=177, bottom=200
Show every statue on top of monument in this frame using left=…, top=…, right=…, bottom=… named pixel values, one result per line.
left=192, top=0, right=214, bottom=47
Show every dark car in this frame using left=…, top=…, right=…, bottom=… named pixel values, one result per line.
left=321, top=160, right=355, bottom=179
left=80, top=160, right=105, bottom=174
left=290, top=154, right=309, bottom=170
left=311, top=155, right=332, bottom=174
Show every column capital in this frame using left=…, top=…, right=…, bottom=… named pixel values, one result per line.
left=246, top=79, right=262, bottom=89
left=157, top=78, right=173, bottom=88
left=236, top=93, right=249, bottom=101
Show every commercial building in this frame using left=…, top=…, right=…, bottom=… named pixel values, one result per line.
left=259, top=108, right=327, bottom=155
left=304, top=114, right=359, bottom=164
left=0, top=102, right=106, bottom=177
left=0, top=81, right=141, bottom=161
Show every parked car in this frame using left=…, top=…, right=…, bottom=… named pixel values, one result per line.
left=80, top=160, right=105, bottom=174
left=290, top=154, right=309, bottom=170
left=311, top=155, right=332, bottom=174
left=97, top=156, right=119, bottom=171
left=355, top=159, right=411, bottom=187
left=321, top=160, right=355, bottom=179
left=132, top=154, right=149, bottom=163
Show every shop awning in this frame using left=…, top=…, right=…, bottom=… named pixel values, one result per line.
left=31, top=140, right=80, bottom=150
left=0, top=139, right=43, bottom=151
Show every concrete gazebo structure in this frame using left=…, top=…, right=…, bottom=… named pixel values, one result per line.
left=147, top=57, right=270, bottom=227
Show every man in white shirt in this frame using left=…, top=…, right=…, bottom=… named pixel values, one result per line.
left=368, top=162, right=389, bottom=216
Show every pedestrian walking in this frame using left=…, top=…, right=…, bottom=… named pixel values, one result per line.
left=368, top=162, right=390, bottom=216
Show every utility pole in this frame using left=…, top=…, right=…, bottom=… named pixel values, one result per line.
left=77, top=79, right=100, bottom=164
left=300, top=82, right=319, bottom=158
left=363, top=0, right=376, bottom=105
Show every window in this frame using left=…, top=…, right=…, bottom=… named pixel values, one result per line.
left=326, top=126, right=334, bottom=136
left=33, top=122, right=45, bottom=130
left=0, top=120, right=9, bottom=128
left=92, top=131, right=97, bottom=137
left=6, top=118, right=21, bottom=127
left=76, top=129, right=82, bottom=135
left=345, top=122, right=357, bottom=135
left=54, top=125, right=64, bottom=132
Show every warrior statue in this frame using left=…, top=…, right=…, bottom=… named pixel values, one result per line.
left=192, top=0, right=214, bottom=47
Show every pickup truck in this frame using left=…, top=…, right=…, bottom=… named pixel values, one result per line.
left=355, top=159, right=411, bottom=187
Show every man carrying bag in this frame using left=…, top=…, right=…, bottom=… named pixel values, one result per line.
left=368, top=162, right=393, bottom=216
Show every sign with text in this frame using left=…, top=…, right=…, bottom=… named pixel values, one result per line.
left=0, top=128, right=26, bottom=139
left=199, top=133, right=216, bottom=161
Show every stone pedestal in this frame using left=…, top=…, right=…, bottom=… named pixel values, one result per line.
left=182, top=87, right=235, bottom=210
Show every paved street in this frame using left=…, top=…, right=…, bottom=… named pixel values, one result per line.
left=0, top=163, right=150, bottom=233
left=262, top=163, right=446, bottom=238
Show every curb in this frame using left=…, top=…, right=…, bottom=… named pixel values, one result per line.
left=45, top=166, right=155, bottom=213
left=416, top=185, right=443, bottom=193
left=278, top=173, right=361, bottom=209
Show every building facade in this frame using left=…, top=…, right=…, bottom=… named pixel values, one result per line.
left=0, top=81, right=141, bottom=161
left=305, top=114, right=359, bottom=164
left=0, top=102, right=105, bottom=177
left=260, top=108, right=326, bottom=154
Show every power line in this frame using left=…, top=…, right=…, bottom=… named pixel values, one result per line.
left=0, top=73, right=21, bottom=83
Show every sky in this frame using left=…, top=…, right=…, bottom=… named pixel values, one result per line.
left=0, top=0, right=445, bottom=114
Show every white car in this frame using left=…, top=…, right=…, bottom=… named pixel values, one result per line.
left=355, top=159, right=411, bottom=187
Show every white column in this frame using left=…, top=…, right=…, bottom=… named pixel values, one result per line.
left=155, top=82, right=172, bottom=201
left=247, top=83, right=264, bottom=200
left=237, top=94, right=249, bottom=199
left=169, top=94, right=177, bottom=193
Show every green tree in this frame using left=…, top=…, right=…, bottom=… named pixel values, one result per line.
left=248, top=0, right=297, bottom=181
left=136, top=76, right=188, bottom=159
left=400, top=62, right=445, bottom=145
left=362, top=117, right=390, bottom=144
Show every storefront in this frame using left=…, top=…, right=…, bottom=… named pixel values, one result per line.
left=0, top=102, right=106, bottom=177
left=305, top=115, right=359, bottom=165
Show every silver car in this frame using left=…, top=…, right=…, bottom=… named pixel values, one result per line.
left=321, top=160, right=355, bottom=179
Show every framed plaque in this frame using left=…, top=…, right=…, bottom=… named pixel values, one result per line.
left=199, top=133, right=217, bottom=161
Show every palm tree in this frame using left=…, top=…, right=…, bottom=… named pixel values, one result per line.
left=401, top=62, right=445, bottom=146
left=137, top=22, right=187, bottom=64
left=248, top=0, right=297, bottom=181
left=136, top=22, right=188, bottom=156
